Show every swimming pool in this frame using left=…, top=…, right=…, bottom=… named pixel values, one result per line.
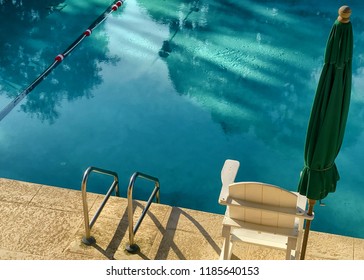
left=1, top=0, right=364, bottom=239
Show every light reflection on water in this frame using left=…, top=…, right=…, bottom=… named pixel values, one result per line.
left=0, top=0, right=364, bottom=238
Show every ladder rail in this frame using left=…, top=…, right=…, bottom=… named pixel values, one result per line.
left=126, top=171, right=160, bottom=253
left=81, top=166, right=119, bottom=245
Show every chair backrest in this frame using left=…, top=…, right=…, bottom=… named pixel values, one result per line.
left=227, top=182, right=299, bottom=229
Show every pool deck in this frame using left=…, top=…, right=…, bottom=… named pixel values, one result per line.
left=0, top=177, right=363, bottom=260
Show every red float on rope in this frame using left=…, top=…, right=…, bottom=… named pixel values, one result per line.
left=84, top=29, right=92, bottom=36
left=55, top=54, right=64, bottom=62
left=112, top=1, right=123, bottom=11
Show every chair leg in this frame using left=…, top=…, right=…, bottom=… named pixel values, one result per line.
left=220, top=235, right=234, bottom=260
left=286, top=237, right=297, bottom=260
left=295, top=232, right=303, bottom=260
left=294, top=247, right=301, bottom=259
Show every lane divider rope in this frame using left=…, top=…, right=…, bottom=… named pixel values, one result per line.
left=0, top=0, right=125, bottom=122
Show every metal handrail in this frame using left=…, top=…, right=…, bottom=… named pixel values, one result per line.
left=126, top=172, right=160, bottom=253
left=81, top=166, right=119, bottom=245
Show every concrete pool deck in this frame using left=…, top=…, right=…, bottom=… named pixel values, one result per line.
left=0, top=177, right=363, bottom=260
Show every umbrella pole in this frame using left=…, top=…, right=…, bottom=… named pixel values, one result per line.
left=300, top=199, right=316, bottom=260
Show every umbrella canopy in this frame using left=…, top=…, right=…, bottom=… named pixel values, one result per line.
left=298, top=7, right=353, bottom=200
left=298, top=6, right=353, bottom=259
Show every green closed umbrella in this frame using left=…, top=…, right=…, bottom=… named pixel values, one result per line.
left=298, top=6, right=353, bottom=260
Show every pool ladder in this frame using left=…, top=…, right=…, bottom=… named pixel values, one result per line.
left=81, top=166, right=160, bottom=253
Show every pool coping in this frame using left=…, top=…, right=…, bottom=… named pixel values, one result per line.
left=0, top=177, right=363, bottom=260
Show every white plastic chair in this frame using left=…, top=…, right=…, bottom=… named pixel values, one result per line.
left=218, top=159, right=313, bottom=260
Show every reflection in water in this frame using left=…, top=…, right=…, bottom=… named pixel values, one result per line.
left=140, top=0, right=364, bottom=149
left=159, top=2, right=200, bottom=58
left=137, top=0, right=364, bottom=237
left=1, top=0, right=364, bottom=239
left=140, top=0, right=314, bottom=148
left=0, top=0, right=121, bottom=123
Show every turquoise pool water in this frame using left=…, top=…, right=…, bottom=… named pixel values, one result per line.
left=1, top=0, right=364, bottom=238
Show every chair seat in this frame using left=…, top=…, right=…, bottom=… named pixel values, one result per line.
left=231, top=228, right=293, bottom=251
left=223, top=216, right=299, bottom=238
